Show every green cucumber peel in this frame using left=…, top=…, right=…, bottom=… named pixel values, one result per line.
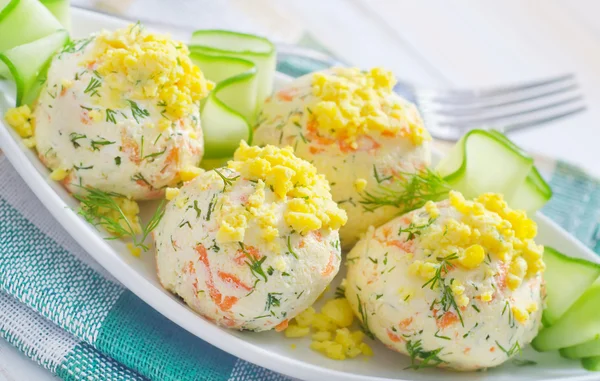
left=190, top=53, right=257, bottom=159
left=436, top=129, right=552, bottom=213
left=560, top=339, right=600, bottom=360
left=532, top=278, right=600, bottom=351
left=39, top=0, right=71, bottom=30
left=541, top=246, right=600, bottom=327
left=189, top=30, right=276, bottom=159
left=581, top=356, right=600, bottom=371
left=0, top=0, right=63, bottom=53
left=190, top=30, right=275, bottom=107
left=0, top=29, right=68, bottom=105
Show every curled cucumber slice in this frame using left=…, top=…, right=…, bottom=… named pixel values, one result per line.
left=0, top=0, right=63, bottom=53
left=189, top=30, right=276, bottom=159
left=0, top=29, right=69, bottom=105
left=436, top=129, right=552, bottom=213
left=190, top=54, right=257, bottom=159
left=39, top=0, right=70, bottom=30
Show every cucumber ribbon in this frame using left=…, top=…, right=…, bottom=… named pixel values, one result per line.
left=0, top=0, right=69, bottom=105
left=436, top=129, right=552, bottom=213
left=189, top=30, right=276, bottom=160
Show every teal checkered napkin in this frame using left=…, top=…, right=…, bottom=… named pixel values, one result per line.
left=0, top=154, right=289, bottom=380
left=541, top=161, right=600, bottom=253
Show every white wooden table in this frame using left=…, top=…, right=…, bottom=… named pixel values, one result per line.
left=2, top=1, right=599, bottom=379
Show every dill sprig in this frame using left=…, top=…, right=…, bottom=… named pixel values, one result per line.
left=214, top=169, right=239, bottom=192
left=61, top=36, right=94, bottom=54
left=356, top=294, right=375, bottom=339
left=334, top=286, right=346, bottom=299
left=360, top=168, right=450, bottom=214
left=404, top=339, right=447, bottom=370
left=73, top=186, right=165, bottom=251
left=422, top=253, right=465, bottom=327
left=496, top=340, right=521, bottom=357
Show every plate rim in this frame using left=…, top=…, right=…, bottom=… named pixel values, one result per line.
left=0, top=8, right=599, bottom=381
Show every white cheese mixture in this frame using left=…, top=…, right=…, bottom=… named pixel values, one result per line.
left=33, top=26, right=210, bottom=199
left=155, top=143, right=346, bottom=331
left=253, top=68, right=431, bottom=248
left=345, top=193, right=544, bottom=370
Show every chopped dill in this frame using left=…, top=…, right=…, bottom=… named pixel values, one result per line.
left=69, top=132, right=86, bottom=148
left=205, top=194, right=217, bottom=221
left=73, top=163, right=93, bottom=170
left=132, top=173, right=151, bottom=186
left=239, top=242, right=268, bottom=282
left=372, top=165, right=392, bottom=184
left=265, top=292, right=282, bottom=311
left=496, top=340, right=521, bottom=357
left=334, top=285, right=346, bottom=299
left=84, top=76, right=102, bottom=97
left=405, top=339, right=446, bottom=370
left=105, top=109, right=117, bottom=124
left=143, top=148, right=167, bottom=160
left=193, top=200, right=202, bottom=218
left=434, top=330, right=451, bottom=340
left=90, top=138, right=115, bottom=151
left=356, top=294, right=374, bottom=339
left=286, top=236, right=298, bottom=259
left=127, top=100, right=150, bottom=123
left=422, top=253, right=464, bottom=327
left=398, top=217, right=436, bottom=241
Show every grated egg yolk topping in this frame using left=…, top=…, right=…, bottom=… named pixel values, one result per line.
left=283, top=298, right=374, bottom=360
left=215, top=142, right=347, bottom=246
left=88, top=24, right=213, bottom=120
left=5, top=105, right=35, bottom=141
left=311, top=67, right=430, bottom=148
left=410, top=191, right=544, bottom=322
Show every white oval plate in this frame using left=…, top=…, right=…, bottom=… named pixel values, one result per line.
left=1, top=8, right=598, bottom=381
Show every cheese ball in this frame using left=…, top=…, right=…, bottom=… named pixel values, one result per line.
left=345, top=191, right=544, bottom=370
left=155, top=142, right=347, bottom=331
left=253, top=67, right=431, bottom=248
left=34, top=24, right=212, bottom=199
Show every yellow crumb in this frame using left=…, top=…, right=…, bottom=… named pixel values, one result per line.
left=165, top=187, right=180, bottom=200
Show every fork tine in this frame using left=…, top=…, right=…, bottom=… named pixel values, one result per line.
left=419, top=83, right=579, bottom=115
left=417, top=73, right=575, bottom=101
left=423, top=105, right=587, bottom=141
left=433, top=95, right=585, bottom=127
left=501, top=105, right=587, bottom=133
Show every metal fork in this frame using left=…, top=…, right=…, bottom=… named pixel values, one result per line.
left=395, top=74, right=586, bottom=141
left=277, top=45, right=586, bottom=141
